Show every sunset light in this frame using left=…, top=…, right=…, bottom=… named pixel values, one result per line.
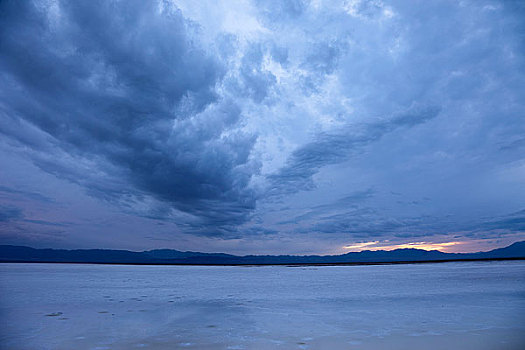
left=1, top=1, right=524, bottom=348
left=344, top=241, right=464, bottom=253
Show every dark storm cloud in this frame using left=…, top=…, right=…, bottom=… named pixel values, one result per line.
left=277, top=188, right=375, bottom=225
left=283, top=198, right=424, bottom=237
left=475, top=210, right=525, bottom=233
left=303, top=209, right=406, bottom=237
left=0, top=205, right=23, bottom=222
left=291, top=206, right=525, bottom=241
left=312, top=188, right=375, bottom=211
left=232, top=44, right=277, bottom=103
left=0, top=186, right=53, bottom=203
left=0, top=202, right=71, bottom=228
left=293, top=209, right=450, bottom=240
left=1, top=0, right=524, bottom=251
left=267, top=105, right=440, bottom=195
left=0, top=0, right=258, bottom=231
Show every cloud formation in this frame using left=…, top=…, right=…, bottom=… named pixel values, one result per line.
left=0, top=0, right=259, bottom=231
left=267, top=105, right=440, bottom=195
left=0, top=0, right=524, bottom=252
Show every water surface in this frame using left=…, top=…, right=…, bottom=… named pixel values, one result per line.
left=1, top=261, right=524, bottom=349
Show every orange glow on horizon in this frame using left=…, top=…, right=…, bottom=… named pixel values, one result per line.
left=343, top=241, right=465, bottom=253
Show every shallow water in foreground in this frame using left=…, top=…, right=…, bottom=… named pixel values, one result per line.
left=0, top=261, right=524, bottom=350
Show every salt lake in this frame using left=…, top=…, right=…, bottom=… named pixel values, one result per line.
left=1, top=261, right=524, bottom=349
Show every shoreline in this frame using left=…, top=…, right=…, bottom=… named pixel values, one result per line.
left=1, top=257, right=523, bottom=267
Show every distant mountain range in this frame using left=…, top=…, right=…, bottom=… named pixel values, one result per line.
left=0, top=241, right=524, bottom=265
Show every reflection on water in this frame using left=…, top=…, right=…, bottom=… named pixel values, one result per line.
left=1, top=262, right=524, bottom=349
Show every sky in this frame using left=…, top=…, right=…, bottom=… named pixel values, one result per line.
left=0, top=0, right=524, bottom=255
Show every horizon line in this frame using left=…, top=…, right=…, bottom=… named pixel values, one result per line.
left=2, top=240, right=523, bottom=257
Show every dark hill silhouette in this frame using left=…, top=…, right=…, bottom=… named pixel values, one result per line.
left=0, top=241, right=523, bottom=265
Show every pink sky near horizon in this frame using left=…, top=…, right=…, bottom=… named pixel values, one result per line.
left=341, top=237, right=525, bottom=254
